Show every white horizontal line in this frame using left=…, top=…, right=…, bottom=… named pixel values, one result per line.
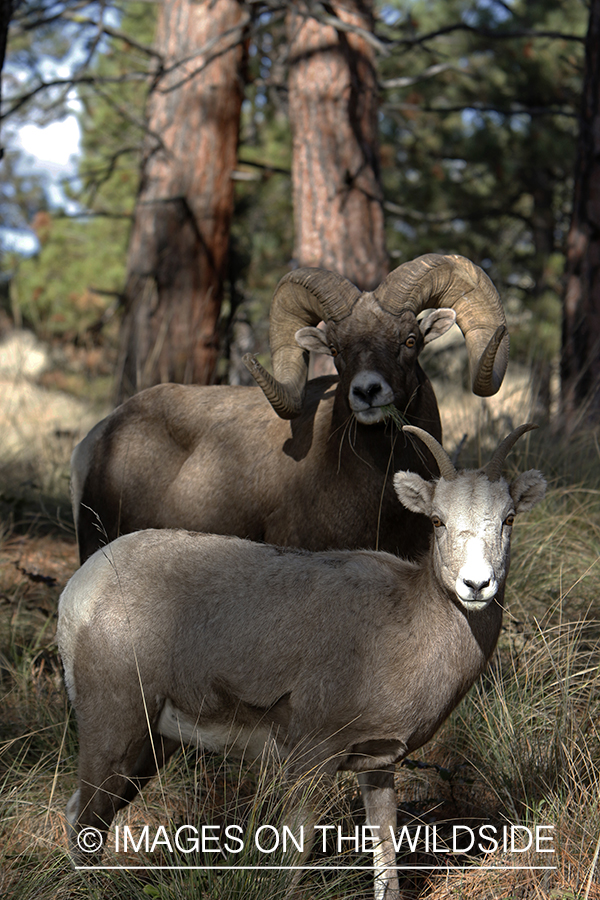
left=76, top=864, right=558, bottom=872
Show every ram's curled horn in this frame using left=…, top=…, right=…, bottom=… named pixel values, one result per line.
left=374, top=253, right=509, bottom=398
left=402, top=425, right=457, bottom=481
left=243, top=268, right=361, bottom=419
left=483, top=423, right=538, bottom=482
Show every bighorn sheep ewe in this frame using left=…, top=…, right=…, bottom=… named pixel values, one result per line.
left=58, top=424, right=544, bottom=900
left=71, top=253, right=509, bottom=564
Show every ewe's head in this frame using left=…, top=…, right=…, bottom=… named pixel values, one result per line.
left=394, top=425, right=546, bottom=611
left=243, top=254, right=509, bottom=421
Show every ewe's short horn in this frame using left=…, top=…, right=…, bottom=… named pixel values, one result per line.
left=403, top=425, right=457, bottom=481
left=374, top=254, right=509, bottom=398
left=243, top=268, right=360, bottom=419
left=484, top=423, right=538, bottom=482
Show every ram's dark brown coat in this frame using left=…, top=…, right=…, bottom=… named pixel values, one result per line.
left=72, top=254, right=509, bottom=564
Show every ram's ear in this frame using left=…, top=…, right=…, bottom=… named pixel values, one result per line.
left=295, top=327, right=332, bottom=355
left=393, top=471, right=435, bottom=515
left=419, top=308, right=456, bottom=345
left=510, top=470, right=546, bottom=513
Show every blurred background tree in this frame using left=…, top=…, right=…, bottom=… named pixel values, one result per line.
left=0, top=1, right=18, bottom=143
left=379, top=0, right=586, bottom=415
left=1, top=0, right=594, bottom=425
left=114, top=0, right=247, bottom=402
left=287, top=0, right=388, bottom=289
left=561, top=0, right=600, bottom=430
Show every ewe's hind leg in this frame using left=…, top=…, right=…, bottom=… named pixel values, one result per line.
left=67, top=720, right=178, bottom=865
left=358, top=766, right=400, bottom=900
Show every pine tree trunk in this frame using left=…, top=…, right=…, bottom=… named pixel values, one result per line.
left=0, top=0, right=17, bottom=152
left=561, top=0, right=600, bottom=429
left=115, top=0, right=246, bottom=403
left=287, top=0, right=388, bottom=292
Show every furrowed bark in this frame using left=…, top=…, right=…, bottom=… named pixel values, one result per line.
left=116, top=0, right=247, bottom=403
left=287, top=0, right=388, bottom=292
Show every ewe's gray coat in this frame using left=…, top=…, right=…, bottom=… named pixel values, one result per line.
left=59, top=426, right=545, bottom=900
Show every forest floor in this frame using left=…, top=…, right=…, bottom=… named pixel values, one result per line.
left=1, top=330, right=599, bottom=900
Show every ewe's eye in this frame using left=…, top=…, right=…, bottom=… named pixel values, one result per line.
left=504, top=514, right=515, bottom=527
left=405, top=336, right=417, bottom=349
left=431, top=515, right=444, bottom=528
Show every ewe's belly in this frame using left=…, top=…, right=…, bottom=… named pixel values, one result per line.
left=157, top=698, right=280, bottom=760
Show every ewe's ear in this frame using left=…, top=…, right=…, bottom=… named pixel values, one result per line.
left=295, top=326, right=332, bottom=355
left=419, top=309, right=457, bottom=345
left=510, top=470, right=546, bottom=513
left=394, top=471, right=435, bottom=515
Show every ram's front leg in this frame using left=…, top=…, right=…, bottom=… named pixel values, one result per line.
left=358, top=766, right=400, bottom=900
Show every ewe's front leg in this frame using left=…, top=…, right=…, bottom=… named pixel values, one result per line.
left=358, top=766, right=400, bottom=900
left=282, top=767, right=335, bottom=900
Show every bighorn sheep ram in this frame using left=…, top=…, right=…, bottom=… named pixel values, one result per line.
left=58, top=424, right=544, bottom=900
left=71, top=253, right=509, bottom=564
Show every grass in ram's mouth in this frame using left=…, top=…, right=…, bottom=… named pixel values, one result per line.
left=380, top=404, right=410, bottom=429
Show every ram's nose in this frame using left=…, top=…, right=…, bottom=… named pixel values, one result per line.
left=349, top=371, right=394, bottom=423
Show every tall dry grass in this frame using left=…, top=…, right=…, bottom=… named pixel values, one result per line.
left=1, top=370, right=600, bottom=898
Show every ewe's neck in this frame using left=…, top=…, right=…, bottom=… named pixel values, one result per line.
left=417, top=559, right=505, bottom=666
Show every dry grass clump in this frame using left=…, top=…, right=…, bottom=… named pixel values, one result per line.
left=424, top=612, right=600, bottom=897
left=0, top=523, right=361, bottom=899
left=2, top=395, right=600, bottom=898
left=410, top=419, right=600, bottom=898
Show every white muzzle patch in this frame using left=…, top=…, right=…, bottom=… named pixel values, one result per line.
left=455, top=538, right=497, bottom=610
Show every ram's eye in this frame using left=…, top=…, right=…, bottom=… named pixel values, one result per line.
left=405, top=336, right=417, bottom=349
left=504, top=514, right=515, bottom=527
left=431, top=515, right=444, bottom=528
left=329, top=346, right=338, bottom=357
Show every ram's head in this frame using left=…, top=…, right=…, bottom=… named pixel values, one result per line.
left=244, top=254, right=509, bottom=423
